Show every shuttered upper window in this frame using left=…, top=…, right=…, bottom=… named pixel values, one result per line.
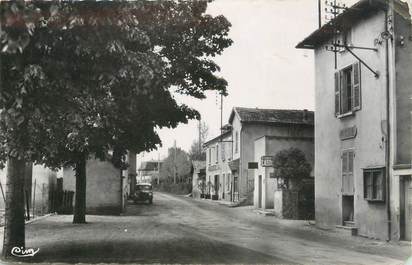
left=342, top=150, right=355, bottom=195
left=335, top=62, right=361, bottom=116
left=221, top=142, right=225, bottom=161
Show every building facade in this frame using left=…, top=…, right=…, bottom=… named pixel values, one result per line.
left=254, top=125, right=314, bottom=211
left=204, top=107, right=314, bottom=205
left=191, top=160, right=206, bottom=199
left=228, top=107, right=314, bottom=204
left=297, top=0, right=412, bottom=240
left=137, top=161, right=162, bottom=184
left=63, top=158, right=124, bottom=215
left=0, top=164, right=58, bottom=218
left=204, top=128, right=233, bottom=201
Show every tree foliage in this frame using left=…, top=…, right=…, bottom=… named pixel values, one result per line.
left=0, top=0, right=232, bottom=167
left=273, top=148, right=312, bottom=184
left=0, top=0, right=232, bottom=253
left=160, top=147, right=191, bottom=183
left=188, top=121, right=209, bottom=161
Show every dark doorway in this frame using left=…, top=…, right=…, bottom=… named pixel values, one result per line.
left=214, top=175, right=219, bottom=198
left=400, top=175, right=411, bottom=241
left=258, top=175, right=262, bottom=208
left=342, top=195, right=354, bottom=225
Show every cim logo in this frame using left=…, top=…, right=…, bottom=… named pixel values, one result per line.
left=11, top=246, right=39, bottom=257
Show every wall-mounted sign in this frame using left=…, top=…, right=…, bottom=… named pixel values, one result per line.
left=208, top=164, right=221, bottom=171
left=261, top=156, right=274, bottom=167
left=248, top=162, right=258, bottom=169
left=340, top=126, right=357, bottom=140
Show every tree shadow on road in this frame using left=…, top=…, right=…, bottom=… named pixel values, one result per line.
left=21, top=237, right=292, bottom=264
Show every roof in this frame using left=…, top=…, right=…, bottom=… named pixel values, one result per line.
left=203, top=130, right=232, bottom=147
left=138, top=161, right=161, bottom=171
left=192, top=160, right=206, bottom=170
left=296, top=0, right=410, bottom=49
left=228, top=107, right=314, bottom=126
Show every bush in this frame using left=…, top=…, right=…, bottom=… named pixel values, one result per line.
left=154, top=182, right=192, bottom=195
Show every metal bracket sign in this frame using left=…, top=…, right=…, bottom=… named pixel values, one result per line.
left=261, top=156, right=274, bottom=167
left=248, top=162, right=258, bottom=169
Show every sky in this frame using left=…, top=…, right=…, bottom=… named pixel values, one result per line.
left=138, top=0, right=410, bottom=164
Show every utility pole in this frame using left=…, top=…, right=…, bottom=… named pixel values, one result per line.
left=157, top=152, right=160, bottom=185
left=173, top=140, right=177, bottom=184
left=198, top=120, right=202, bottom=154
left=318, top=0, right=322, bottom=28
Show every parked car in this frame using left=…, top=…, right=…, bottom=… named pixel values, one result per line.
left=133, top=183, right=153, bottom=204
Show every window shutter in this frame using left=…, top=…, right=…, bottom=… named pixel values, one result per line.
left=334, top=72, right=340, bottom=116
left=342, top=151, right=348, bottom=194
left=348, top=151, right=354, bottom=194
left=352, top=62, right=361, bottom=110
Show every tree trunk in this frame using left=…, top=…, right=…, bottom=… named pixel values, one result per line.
left=2, top=156, right=26, bottom=259
left=73, top=154, right=87, bottom=224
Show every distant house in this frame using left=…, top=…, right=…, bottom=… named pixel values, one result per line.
left=203, top=107, right=314, bottom=206
left=138, top=161, right=162, bottom=184
left=204, top=126, right=233, bottom=200
left=191, top=160, right=206, bottom=199
left=228, top=107, right=314, bottom=205
left=297, top=0, right=412, bottom=240
left=254, top=122, right=314, bottom=216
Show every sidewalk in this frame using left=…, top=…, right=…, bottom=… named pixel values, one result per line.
left=193, top=197, right=241, bottom=207
left=190, top=196, right=412, bottom=254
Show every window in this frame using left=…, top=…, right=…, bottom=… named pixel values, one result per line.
left=335, top=62, right=361, bottom=116
left=364, top=168, right=385, bottom=202
left=221, top=142, right=226, bottom=161
left=216, top=145, right=219, bottom=164
left=208, top=148, right=211, bottom=165
left=343, top=29, right=352, bottom=46
left=235, top=131, right=239, bottom=154
left=341, top=150, right=354, bottom=195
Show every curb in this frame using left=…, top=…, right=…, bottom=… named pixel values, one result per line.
left=25, top=213, right=55, bottom=225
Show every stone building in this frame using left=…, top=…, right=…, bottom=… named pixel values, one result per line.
left=297, top=0, right=412, bottom=240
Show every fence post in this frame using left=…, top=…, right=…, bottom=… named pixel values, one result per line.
left=41, top=183, right=45, bottom=215
left=32, top=178, right=36, bottom=218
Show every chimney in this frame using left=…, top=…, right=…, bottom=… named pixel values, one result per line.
left=303, top=109, right=308, bottom=121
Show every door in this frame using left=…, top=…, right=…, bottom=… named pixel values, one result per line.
left=258, top=175, right=262, bottom=208
left=222, top=174, right=225, bottom=199
left=400, top=175, right=412, bottom=241
left=214, top=175, right=219, bottom=197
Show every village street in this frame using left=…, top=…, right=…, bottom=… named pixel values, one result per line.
left=0, top=192, right=409, bottom=264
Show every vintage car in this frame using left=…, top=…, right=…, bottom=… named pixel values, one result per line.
left=133, top=183, right=153, bottom=204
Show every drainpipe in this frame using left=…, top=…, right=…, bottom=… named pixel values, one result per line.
left=385, top=4, right=392, bottom=242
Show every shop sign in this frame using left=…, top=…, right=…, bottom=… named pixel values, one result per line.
left=261, top=156, right=274, bottom=167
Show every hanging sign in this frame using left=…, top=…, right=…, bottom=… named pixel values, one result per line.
left=248, top=162, right=258, bottom=169
left=261, top=156, right=274, bottom=167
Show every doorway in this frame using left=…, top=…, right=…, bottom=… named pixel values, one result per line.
left=214, top=175, right=219, bottom=198
left=258, top=175, right=262, bottom=208
left=400, top=175, right=411, bottom=241
left=222, top=174, right=225, bottom=200
left=342, top=195, right=354, bottom=225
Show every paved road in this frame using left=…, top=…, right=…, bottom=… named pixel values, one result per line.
left=4, top=192, right=411, bottom=264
